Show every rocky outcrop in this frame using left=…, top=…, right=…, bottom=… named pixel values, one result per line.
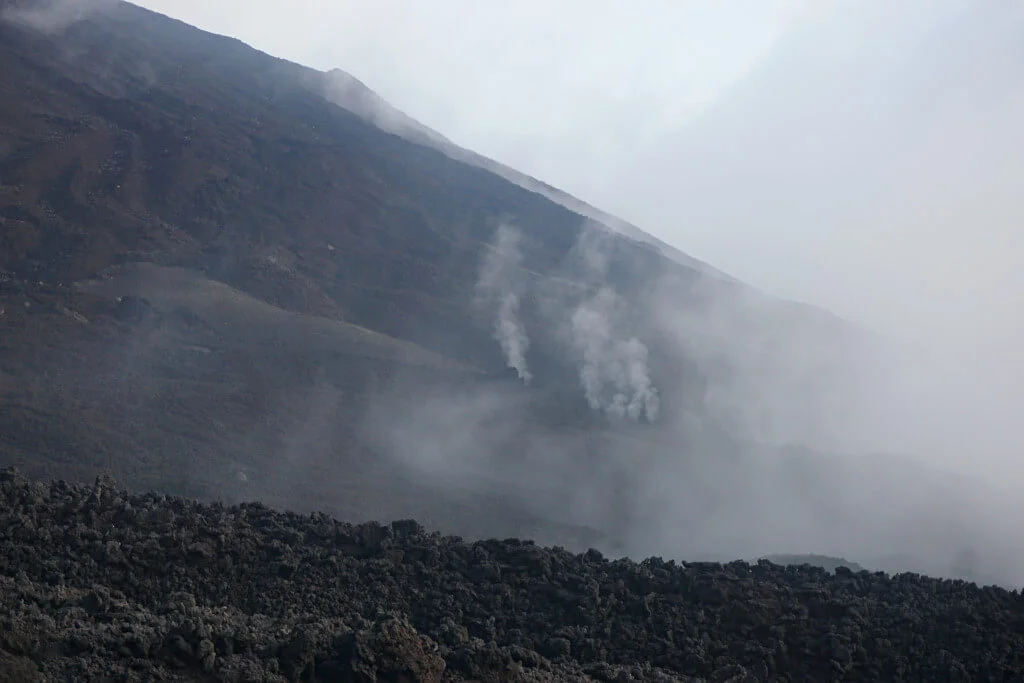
left=2, top=467, right=1022, bottom=681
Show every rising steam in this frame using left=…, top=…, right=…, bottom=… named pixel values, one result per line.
left=477, top=225, right=532, bottom=384
left=571, top=287, right=660, bottom=422
left=563, top=226, right=660, bottom=423
left=476, top=222, right=660, bottom=421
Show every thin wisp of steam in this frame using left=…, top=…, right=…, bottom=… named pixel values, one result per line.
left=476, top=224, right=532, bottom=384
left=494, top=291, right=532, bottom=385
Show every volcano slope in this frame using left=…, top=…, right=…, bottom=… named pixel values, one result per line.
left=0, top=0, right=664, bottom=551
left=0, top=0, right=891, bottom=570
left=2, top=469, right=1024, bottom=682
left=4, top=2, right=1024, bottom=672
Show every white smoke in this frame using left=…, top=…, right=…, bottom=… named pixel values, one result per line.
left=475, top=221, right=660, bottom=418
left=476, top=225, right=532, bottom=384
left=571, top=286, right=660, bottom=423
left=558, top=225, right=659, bottom=423
left=494, top=292, right=531, bottom=384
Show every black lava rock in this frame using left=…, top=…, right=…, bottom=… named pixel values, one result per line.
left=1, top=467, right=1023, bottom=681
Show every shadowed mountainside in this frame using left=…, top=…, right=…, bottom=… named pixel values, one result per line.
left=0, top=1, right=847, bottom=526
left=2, top=0, right=1023, bottom=589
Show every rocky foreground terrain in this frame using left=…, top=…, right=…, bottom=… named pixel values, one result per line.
left=2, top=468, right=1023, bottom=682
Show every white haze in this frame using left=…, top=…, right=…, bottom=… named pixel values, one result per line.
left=14, top=1, right=1024, bottom=585
left=367, top=218, right=1024, bottom=587
left=609, top=0, right=1024, bottom=486
left=128, top=0, right=1024, bottom=481
left=347, top=0, right=1024, bottom=586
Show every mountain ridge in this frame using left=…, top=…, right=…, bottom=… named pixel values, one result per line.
left=317, top=65, right=741, bottom=285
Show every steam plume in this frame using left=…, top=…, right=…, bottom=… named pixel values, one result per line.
left=563, top=226, right=659, bottom=422
left=571, top=286, right=659, bottom=422
left=477, top=225, right=532, bottom=384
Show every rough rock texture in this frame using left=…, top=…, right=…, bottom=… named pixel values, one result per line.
left=2, top=468, right=1023, bottom=682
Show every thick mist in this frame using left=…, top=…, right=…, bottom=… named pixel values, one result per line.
left=137, top=0, right=1024, bottom=491
left=116, top=1, right=1024, bottom=491
left=362, top=222, right=1024, bottom=588
left=609, top=0, right=1024, bottom=487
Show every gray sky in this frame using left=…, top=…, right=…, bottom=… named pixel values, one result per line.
left=132, top=0, right=1024, bottom=481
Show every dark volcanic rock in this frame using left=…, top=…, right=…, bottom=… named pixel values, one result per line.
left=2, top=468, right=1023, bottom=681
